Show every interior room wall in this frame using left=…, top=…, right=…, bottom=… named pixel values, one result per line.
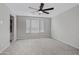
left=51, top=5, right=79, bottom=49
left=0, top=4, right=10, bottom=53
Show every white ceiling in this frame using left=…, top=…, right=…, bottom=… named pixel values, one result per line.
left=6, top=3, right=79, bottom=17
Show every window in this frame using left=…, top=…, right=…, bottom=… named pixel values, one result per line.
left=26, top=20, right=30, bottom=33
left=26, top=19, right=44, bottom=33
left=31, top=20, right=39, bottom=33
left=40, top=20, right=44, bottom=32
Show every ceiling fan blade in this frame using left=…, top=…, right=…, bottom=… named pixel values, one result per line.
left=43, top=8, right=54, bottom=11
left=42, top=11, right=49, bottom=14
left=39, top=3, right=44, bottom=10
left=29, top=7, right=38, bottom=10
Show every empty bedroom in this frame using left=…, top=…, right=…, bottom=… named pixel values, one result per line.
left=0, top=3, right=79, bottom=55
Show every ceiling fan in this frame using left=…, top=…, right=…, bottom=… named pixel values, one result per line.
left=29, top=3, right=54, bottom=15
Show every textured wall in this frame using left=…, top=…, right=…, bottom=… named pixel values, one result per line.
left=51, top=5, right=79, bottom=49
left=0, top=4, right=10, bottom=52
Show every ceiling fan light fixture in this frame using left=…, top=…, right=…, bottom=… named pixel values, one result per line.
left=29, top=3, right=54, bottom=15
left=38, top=11, right=43, bottom=14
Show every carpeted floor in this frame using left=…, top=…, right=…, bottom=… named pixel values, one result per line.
left=0, top=38, right=79, bottom=55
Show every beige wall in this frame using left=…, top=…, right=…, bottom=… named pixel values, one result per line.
left=51, top=5, right=79, bottom=49
left=0, top=4, right=10, bottom=52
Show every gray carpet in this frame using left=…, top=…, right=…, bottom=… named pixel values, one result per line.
left=0, top=38, right=79, bottom=55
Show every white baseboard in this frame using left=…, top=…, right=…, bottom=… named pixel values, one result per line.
left=0, top=42, right=10, bottom=53
left=57, top=39, right=79, bottom=49
left=52, top=37, right=79, bottom=49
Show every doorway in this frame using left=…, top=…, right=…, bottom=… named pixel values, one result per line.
left=10, top=15, right=14, bottom=42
